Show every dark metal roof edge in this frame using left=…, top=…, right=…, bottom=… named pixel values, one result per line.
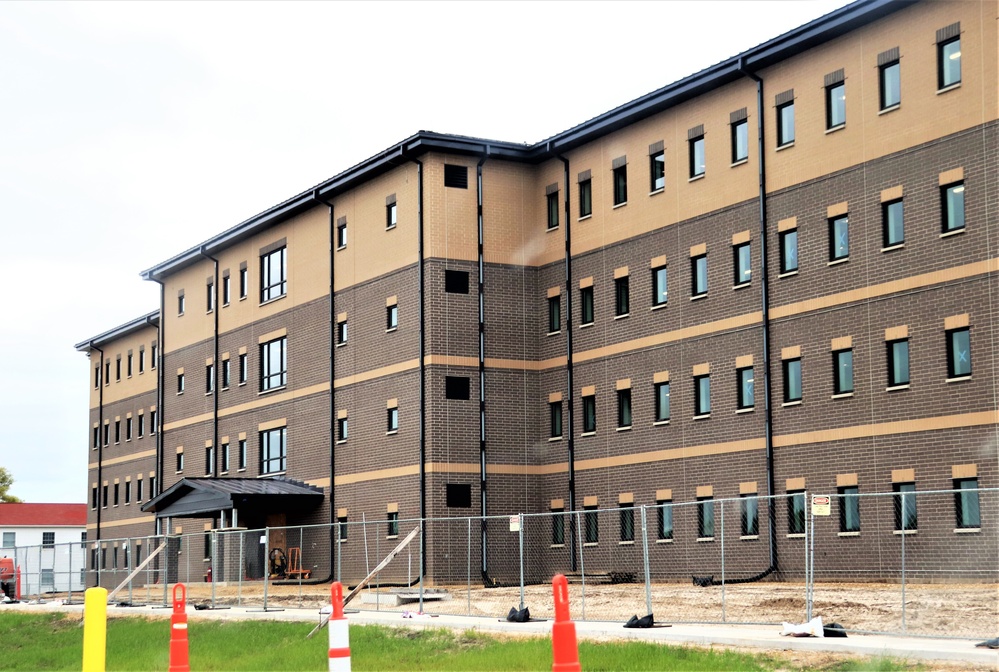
left=75, top=310, right=160, bottom=352
left=140, top=0, right=914, bottom=281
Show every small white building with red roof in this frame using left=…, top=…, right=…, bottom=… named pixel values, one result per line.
left=0, top=503, right=87, bottom=595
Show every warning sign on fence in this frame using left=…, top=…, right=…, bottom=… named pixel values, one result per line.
left=509, top=515, right=521, bottom=532
left=811, top=495, right=831, bottom=516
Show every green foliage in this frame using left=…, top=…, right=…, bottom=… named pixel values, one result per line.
left=0, top=466, right=22, bottom=502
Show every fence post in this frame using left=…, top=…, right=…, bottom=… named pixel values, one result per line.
left=640, top=505, right=651, bottom=617
left=518, top=513, right=525, bottom=612
left=901, top=491, right=907, bottom=634
left=418, top=522, right=425, bottom=613
left=806, top=507, right=814, bottom=622
left=575, top=512, right=586, bottom=621
left=466, top=517, right=472, bottom=616
left=68, top=542, right=74, bottom=605
left=38, top=544, right=43, bottom=600
left=720, top=501, right=726, bottom=622
left=211, top=530, right=218, bottom=608
left=335, top=523, right=341, bottom=584
left=262, top=527, right=270, bottom=611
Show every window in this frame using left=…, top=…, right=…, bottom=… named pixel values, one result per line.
left=582, top=394, right=596, bottom=434
left=689, top=135, right=705, bottom=178
left=733, top=242, right=751, bottom=286
left=386, top=202, right=397, bottom=230
left=788, top=491, right=806, bottom=534
left=780, top=230, right=798, bottom=273
left=783, top=358, right=802, bottom=403
left=833, top=349, right=854, bottom=394
left=124, top=480, right=130, bottom=505
left=691, top=254, right=707, bottom=297
left=103, top=423, right=109, bottom=446
left=127, top=353, right=133, bottom=377
left=839, top=486, right=860, bottom=533
left=741, top=495, right=759, bottom=536
left=260, top=426, right=287, bottom=474
left=114, top=419, right=120, bottom=443
left=125, top=417, right=132, bottom=441
left=42, top=532, right=55, bottom=547
left=880, top=60, right=900, bottom=110
left=731, top=119, right=748, bottom=163
left=222, top=359, right=230, bottom=389
left=387, top=407, right=399, bottom=433
left=238, top=439, right=247, bottom=470
left=654, top=382, right=670, bottom=422
left=336, top=218, right=347, bottom=248
left=881, top=199, right=904, bottom=248
left=547, top=191, right=559, bottom=230
left=102, top=484, right=108, bottom=508
left=738, top=367, right=755, bottom=409
left=387, top=512, right=399, bottom=537
left=105, top=360, right=111, bottom=386
left=239, top=266, right=248, bottom=299
left=386, top=304, right=398, bottom=330
left=337, top=416, right=348, bottom=442
left=620, top=504, right=635, bottom=542
left=149, top=476, right=156, bottom=496
left=551, top=508, right=565, bottom=545
left=584, top=506, right=599, bottom=543
left=697, top=498, right=715, bottom=538
left=443, top=164, right=468, bottom=189
left=612, top=163, right=627, bottom=205
left=947, top=327, right=971, bottom=378
left=94, top=365, right=100, bottom=389
left=206, top=280, right=214, bottom=312
left=549, top=401, right=562, bottom=439
left=652, top=266, right=667, bottom=306
left=150, top=409, right=157, bottom=433
left=205, top=445, right=214, bottom=475
left=260, top=246, right=287, bottom=302
left=203, top=533, right=211, bottom=561
left=113, top=482, right=119, bottom=506
left=176, top=451, right=184, bottom=473
left=178, top=293, right=185, bottom=315
left=657, top=500, right=673, bottom=540
left=115, top=358, right=121, bottom=382
left=614, top=276, right=629, bottom=316
left=547, top=295, right=560, bottom=333
left=260, top=337, right=287, bottom=391
left=650, top=150, right=665, bottom=191
left=138, top=349, right=144, bottom=374
left=92, top=426, right=99, bottom=449
left=177, top=372, right=185, bottom=393
left=578, top=178, right=592, bottom=218
left=887, top=339, right=909, bottom=387
left=826, top=82, right=845, bottom=129
left=444, top=269, right=469, bottom=294
left=221, top=442, right=229, bottom=473
left=777, top=100, right=795, bottom=146
left=335, top=317, right=347, bottom=345
left=942, top=183, right=965, bottom=232
left=239, top=353, right=248, bottom=384
left=579, top=286, right=594, bottom=325
left=694, top=374, right=710, bottom=416
left=151, top=343, right=157, bottom=368
left=938, top=35, right=961, bottom=89
left=829, top=215, right=849, bottom=261
left=222, top=275, right=230, bottom=305
left=337, top=515, right=348, bottom=542
left=893, top=482, right=917, bottom=530
left=1, top=532, right=14, bottom=548
left=445, top=376, right=470, bottom=400
left=206, top=363, right=215, bottom=393
left=617, top=389, right=632, bottom=428
left=954, top=478, right=980, bottom=529
left=41, top=568, right=54, bottom=588
left=136, top=479, right=143, bottom=502
left=91, top=486, right=98, bottom=509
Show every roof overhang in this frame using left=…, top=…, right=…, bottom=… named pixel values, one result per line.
left=74, top=310, right=160, bottom=353
left=141, top=477, right=325, bottom=518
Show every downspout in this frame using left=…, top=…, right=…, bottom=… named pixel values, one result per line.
left=198, top=247, right=220, bottom=479
left=148, top=278, right=166, bottom=526
left=556, top=153, right=577, bottom=572
left=91, top=341, right=104, bottom=581
left=739, top=56, right=778, bottom=578
left=476, top=150, right=489, bottom=581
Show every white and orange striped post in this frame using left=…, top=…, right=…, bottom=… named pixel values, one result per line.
left=328, top=581, right=351, bottom=672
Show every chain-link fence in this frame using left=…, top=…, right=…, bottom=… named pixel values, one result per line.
left=5, top=489, right=994, bottom=638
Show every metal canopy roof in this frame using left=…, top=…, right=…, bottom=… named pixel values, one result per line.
left=140, top=477, right=324, bottom=518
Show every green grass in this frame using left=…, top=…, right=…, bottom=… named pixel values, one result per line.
left=1, top=612, right=919, bottom=671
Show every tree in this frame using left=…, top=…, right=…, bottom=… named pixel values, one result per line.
left=0, top=467, right=22, bottom=503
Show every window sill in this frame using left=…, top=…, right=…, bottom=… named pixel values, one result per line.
left=239, top=295, right=247, bottom=302
left=892, top=529, right=917, bottom=535
left=125, top=439, right=131, bottom=443
left=649, top=188, right=664, bottom=197
left=386, top=225, right=397, bottom=231
left=386, top=430, right=398, bottom=436
left=546, top=330, right=561, bottom=337
left=583, top=542, right=598, bottom=547
left=697, top=537, right=715, bottom=543
left=741, top=535, right=759, bottom=541
left=731, top=158, right=748, bottom=168
left=336, top=440, right=347, bottom=445
left=579, top=322, right=594, bottom=329
left=237, top=468, right=246, bottom=473
left=612, top=202, right=627, bottom=210
left=258, top=472, right=286, bottom=478
left=175, top=471, right=183, bottom=475
left=238, top=382, right=246, bottom=387
left=693, top=414, right=710, bottom=421
left=824, top=124, right=845, bottom=135
left=619, top=540, right=635, bottom=546
left=831, top=392, right=854, bottom=399
left=886, top=384, right=909, bottom=392
left=878, top=104, right=900, bottom=116
left=258, top=385, right=287, bottom=396
left=616, top=426, right=632, bottom=432
left=650, top=303, right=667, bottom=311
left=946, top=376, right=971, bottom=383
left=205, top=391, right=213, bottom=397
left=688, top=174, right=705, bottom=183
left=577, top=214, right=592, bottom=222
left=259, top=294, right=287, bottom=308
left=206, top=309, right=214, bottom=315
left=881, top=243, right=904, bottom=253
left=954, top=528, right=980, bottom=534
left=655, top=538, right=673, bottom=544
left=222, top=302, right=230, bottom=308
left=786, top=533, right=805, bottom=539
left=827, top=257, right=849, bottom=267
left=580, top=431, right=596, bottom=437
left=690, top=294, right=707, bottom=301
left=178, top=312, right=185, bottom=317
left=386, top=535, right=399, bottom=541
left=936, top=82, right=961, bottom=95
left=736, top=407, right=754, bottom=414
left=546, top=226, right=560, bottom=233
left=335, top=342, right=347, bottom=348
left=940, top=228, right=965, bottom=238
left=776, top=142, right=795, bottom=152
left=733, top=282, right=751, bottom=291
left=550, top=544, right=565, bottom=549
left=386, top=327, right=397, bottom=333
left=548, top=436, right=563, bottom=442
left=176, top=392, right=184, bottom=396
left=614, top=313, right=630, bottom=320
left=220, top=471, right=228, bottom=476
left=221, top=386, right=229, bottom=392
left=778, top=270, right=799, bottom=279
left=336, top=245, right=346, bottom=251
left=838, top=531, right=860, bottom=537
left=782, top=400, right=802, bottom=407
left=653, top=420, right=670, bottom=426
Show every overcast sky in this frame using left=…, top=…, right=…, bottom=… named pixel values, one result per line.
left=0, top=0, right=851, bottom=503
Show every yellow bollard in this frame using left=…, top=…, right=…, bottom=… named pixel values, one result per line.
left=82, top=587, right=108, bottom=672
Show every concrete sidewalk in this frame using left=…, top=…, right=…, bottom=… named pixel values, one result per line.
left=6, top=600, right=997, bottom=669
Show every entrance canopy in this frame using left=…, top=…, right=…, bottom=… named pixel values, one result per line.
left=141, top=477, right=324, bottom=518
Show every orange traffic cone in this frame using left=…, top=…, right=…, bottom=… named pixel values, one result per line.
left=551, top=574, right=581, bottom=672
left=328, top=582, right=351, bottom=671
left=169, top=584, right=190, bottom=672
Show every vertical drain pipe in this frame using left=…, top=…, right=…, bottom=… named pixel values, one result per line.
left=199, top=247, right=220, bottom=478
left=557, top=154, right=577, bottom=571
left=91, top=341, right=104, bottom=579
left=149, top=279, right=166, bottom=506
left=476, top=150, right=489, bottom=578
left=738, top=57, right=778, bottom=575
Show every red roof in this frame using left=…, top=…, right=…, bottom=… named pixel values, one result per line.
left=0, top=503, right=87, bottom=527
